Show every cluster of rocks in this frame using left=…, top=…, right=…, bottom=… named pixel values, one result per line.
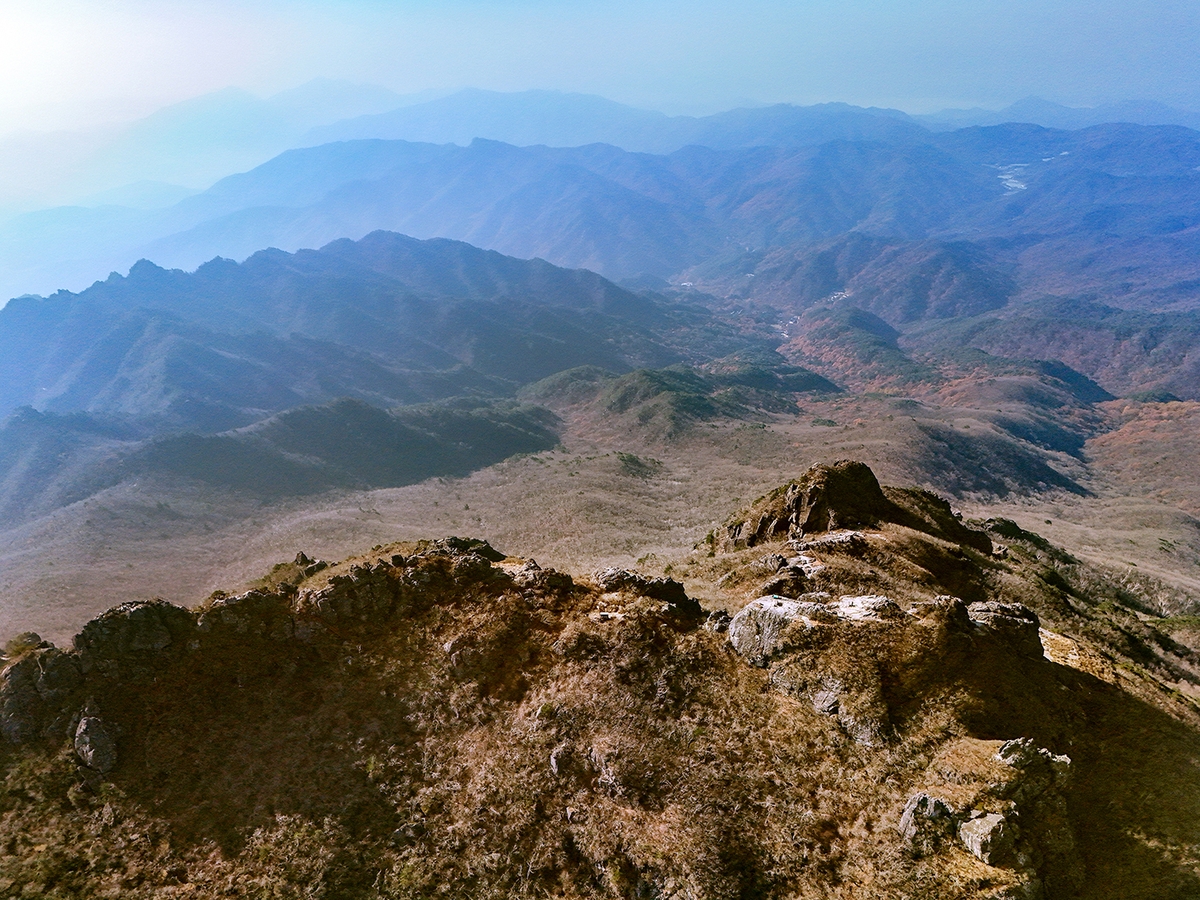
left=720, top=460, right=992, bottom=554
left=898, top=737, right=1081, bottom=898
left=1, top=538, right=710, bottom=784
left=0, top=537, right=585, bottom=776
left=593, top=567, right=701, bottom=616
left=726, top=591, right=1045, bottom=747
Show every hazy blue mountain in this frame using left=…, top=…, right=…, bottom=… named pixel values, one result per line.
left=0, top=230, right=783, bottom=524
left=77, top=181, right=200, bottom=210
left=304, top=89, right=681, bottom=152
left=0, top=136, right=992, bottom=296
left=305, top=89, right=927, bottom=152
left=919, top=96, right=1200, bottom=132
left=0, top=80, right=418, bottom=216
left=0, top=231, right=753, bottom=429
left=4, top=121, right=1200, bottom=319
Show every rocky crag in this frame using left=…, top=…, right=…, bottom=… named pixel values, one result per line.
left=1, top=463, right=1198, bottom=898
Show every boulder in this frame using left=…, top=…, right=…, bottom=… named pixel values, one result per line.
left=968, top=602, right=1043, bottom=658
left=959, top=811, right=1015, bottom=865
left=594, top=568, right=701, bottom=616
left=728, top=596, right=837, bottom=666
left=75, top=716, right=117, bottom=773
left=898, top=792, right=957, bottom=854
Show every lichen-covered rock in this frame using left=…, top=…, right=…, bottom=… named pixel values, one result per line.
left=968, top=602, right=1043, bottom=658
left=898, top=792, right=957, bottom=854
left=0, top=647, right=82, bottom=743
left=75, top=716, right=117, bottom=773
left=959, top=811, right=1015, bottom=865
left=728, top=596, right=837, bottom=665
left=594, top=568, right=701, bottom=616
left=73, top=600, right=196, bottom=675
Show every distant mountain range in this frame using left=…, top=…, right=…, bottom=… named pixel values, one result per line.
left=302, top=89, right=926, bottom=153
left=0, top=79, right=424, bottom=215
left=0, top=232, right=791, bottom=524
left=4, top=119, right=1199, bottom=312
left=917, top=96, right=1200, bottom=132
left=0, top=231, right=757, bottom=429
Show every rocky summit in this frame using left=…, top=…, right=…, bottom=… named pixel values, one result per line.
left=0, top=463, right=1198, bottom=898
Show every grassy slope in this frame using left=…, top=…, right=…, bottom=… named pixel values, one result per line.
left=1, top=477, right=1198, bottom=898
left=2, top=390, right=1199, bottom=660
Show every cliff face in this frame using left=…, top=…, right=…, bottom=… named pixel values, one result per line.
left=1, top=465, right=1198, bottom=899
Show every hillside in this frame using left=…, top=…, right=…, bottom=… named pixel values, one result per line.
left=0, top=232, right=741, bottom=429
left=1, top=463, right=1197, bottom=898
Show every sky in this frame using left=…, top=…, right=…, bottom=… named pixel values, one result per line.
left=1, top=0, right=1198, bottom=134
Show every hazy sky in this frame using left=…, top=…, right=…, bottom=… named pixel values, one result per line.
left=1, top=0, right=1198, bottom=131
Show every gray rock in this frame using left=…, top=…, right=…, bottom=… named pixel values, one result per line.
left=0, top=647, right=82, bottom=744
left=832, top=594, right=905, bottom=622
left=898, top=792, right=957, bottom=852
left=959, top=812, right=1015, bottom=865
left=75, top=716, right=117, bottom=773
left=968, top=602, right=1043, bottom=658
left=594, top=567, right=700, bottom=616
left=728, top=596, right=837, bottom=666
left=790, top=530, right=869, bottom=555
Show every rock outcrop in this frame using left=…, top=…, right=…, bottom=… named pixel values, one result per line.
left=74, top=716, right=117, bottom=773
left=593, top=567, right=701, bottom=616
left=721, top=460, right=991, bottom=553
left=899, top=736, right=1082, bottom=897
left=728, top=589, right=1046, bottom=747
left=727, top=595, right=838, bottom=665
left=0, top=643, right=81, bottom=743
left=722, top=460, right=893, bottom=548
